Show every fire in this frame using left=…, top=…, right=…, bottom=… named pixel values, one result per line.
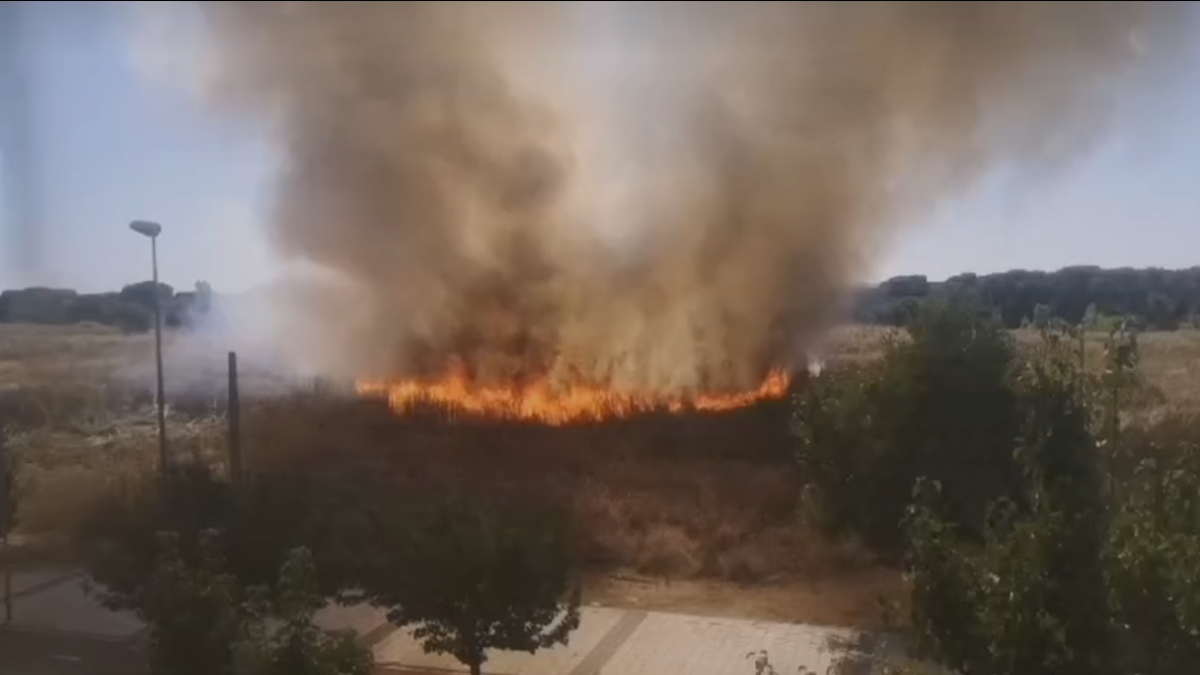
left=356, top=368, right=792, bottom=425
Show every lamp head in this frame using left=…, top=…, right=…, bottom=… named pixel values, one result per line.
left=129, top=220, right=162, bottom=238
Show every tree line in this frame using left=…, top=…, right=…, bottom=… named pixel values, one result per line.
left=0, top=280, right=214, bottom=333
left=854, top=265, right=1200, bottom=330
left=5, top=265, right=1200, bottom=336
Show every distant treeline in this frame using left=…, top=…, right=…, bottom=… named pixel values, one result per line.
left=0, top=280, right=215, bottom=333
left=855, top=266, right=1200, bottom=330
left=3, top=266, right=1199, bottom=334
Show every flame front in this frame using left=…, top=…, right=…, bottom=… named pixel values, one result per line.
left=356, top=369, right=791, bottom=425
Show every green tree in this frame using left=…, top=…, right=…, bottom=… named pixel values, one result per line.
left=99, top=524, right=373, bottom=675
left=364, top=494, right=581, bottom=675
left=80, top=464, right=360, bottom=605
left=120, top=280, right=175, bottom=313
left=904, top=336, right=1115, bottom=675
left=1106, top=449, right=1200, bottom=675
left=246, top=547, right=374, bottom=675
left=82, top=463, right=237, bottom=606
left=123, top=529, right=250, bottom=675
left=794, top=295, right=1023, bottom=554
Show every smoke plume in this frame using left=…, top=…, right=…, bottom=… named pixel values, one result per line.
left=193, top=1, right=1190, bottom=393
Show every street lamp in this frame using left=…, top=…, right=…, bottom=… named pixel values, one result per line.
left=129, top=220, right=168, bottom=476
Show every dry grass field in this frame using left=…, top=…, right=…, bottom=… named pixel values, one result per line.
left=4, top=321, right=1200, bottom=628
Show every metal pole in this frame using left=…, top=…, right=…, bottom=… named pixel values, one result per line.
left=152, top=236, right=168, bottom=475
left=228, top=351, right=242, bottom=483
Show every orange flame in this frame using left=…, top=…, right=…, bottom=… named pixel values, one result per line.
left=356, top=369, right=791, bottom=425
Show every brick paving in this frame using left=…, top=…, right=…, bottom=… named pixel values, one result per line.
left=4, top=568, right=869, bottom=675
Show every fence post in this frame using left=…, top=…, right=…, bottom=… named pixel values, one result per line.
left=228, top=351, right=242, bottom=483
left=1, top=435, right=14, bottom=625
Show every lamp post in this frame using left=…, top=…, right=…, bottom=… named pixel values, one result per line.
left=130, top=220, right=168, bottom=476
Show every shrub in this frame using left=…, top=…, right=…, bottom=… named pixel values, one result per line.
left=794, top=295, right=1023, bottom=555
left=903, top=341, right=1113, bottom=675
left=362, top=492, right=581, bottom=675
left=899, top=331, right=1200, bottom=675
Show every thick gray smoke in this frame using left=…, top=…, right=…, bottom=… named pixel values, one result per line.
left=194, top=1, right=1190, bottom=393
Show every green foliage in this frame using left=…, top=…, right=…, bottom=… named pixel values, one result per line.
left=127, top=529, right=249, bottom=675
left=904, top=343, right=1114, bottom=675
left=81, top=464, right=373, bottom=609
left=244, top=547, right=374, bottom=675
left=794, top=295, right=1023, bottom=555
left=363, top=493, right=581, bottom=675
left=855, top=266, right=1200, bottom=330
left=101, top=527, right=373, bottom=675
left=64, top=292, right=154, bottom=333
left=1106, top=449, right=1200, bottom=675
left=0, top=280, right=211, bottom=333
left=83, top=464, right=239, bottom=606
left=80, top=466, right=585, bottom=675
left=121, top=281, right=176, bottom=312
left=899, top=330, right=1200, bottom=675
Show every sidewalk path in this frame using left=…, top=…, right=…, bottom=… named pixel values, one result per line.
left=4, top=567, right=864, bottom=675
left=0, top=627, right=142, bottom=675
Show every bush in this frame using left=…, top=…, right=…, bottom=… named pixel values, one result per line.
left=361, top=492, right=581, bottom=675
left=794, top=295, right=1023, bottom=555
left=244, top=547, right=374, bottom=675
left=898, top=332, right=1200, bottom=675
left=904, top=341, right=1113, bottom=675
left=105, top=528, right=373, bottom=675
left=1106, top=448, right=1200, bottom=674
left=122, top=529, right=249, bottom=675
left=80, top=463, right=375, bottom=604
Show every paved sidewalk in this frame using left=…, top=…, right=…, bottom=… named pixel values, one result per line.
left=4, top=568, right=142, bottom=640
left=4, top=567, right=867, bottom=675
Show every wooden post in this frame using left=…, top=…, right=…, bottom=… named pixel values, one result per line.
left=1, top=438, right=13, bottom=625
left=228, top=352, right=242, bottom=483
left=2, top=532, right=10, bottom=625
left=1, top=533, right=10, bottom=624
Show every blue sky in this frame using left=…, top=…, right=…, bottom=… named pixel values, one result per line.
left=3, top=1, right=1199, bottom=294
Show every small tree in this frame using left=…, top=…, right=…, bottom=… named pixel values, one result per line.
left=125, top=530, right=250, bottom=675
left=903, top=335, right=1115, bottom=675
left=1107, top=448, right=1200, bottom=675
left=248, top=547, right=374, bottom=675
left=794, top=294, right=1023, bottom=555
left=366, top=495, right=581, bottom=675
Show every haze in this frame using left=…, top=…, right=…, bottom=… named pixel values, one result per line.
left=3, top=1, right=1199, bottom=390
